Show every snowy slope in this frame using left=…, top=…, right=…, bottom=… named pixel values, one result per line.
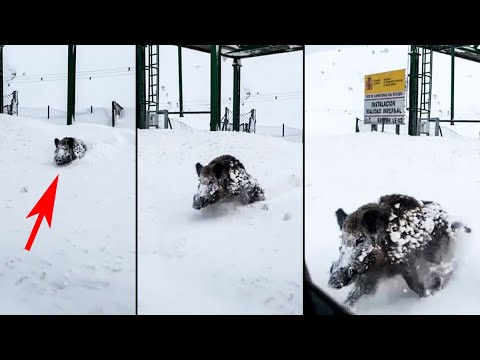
left=16, top=106, right=135, bottom=131
left=305, top=45, right=480, bottom=314
left=0, top=114, right=135, bottom=314
left=305, top=133, right=480, bottom=314
left=138, top=129, right=303, bottom=314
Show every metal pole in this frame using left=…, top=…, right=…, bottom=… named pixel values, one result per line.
left=164, top=110, right=169, bottom=129
left=156, top=45, right=159, bottom=115
left=136, top=45, right=147, bottom=129
left=48, top=105, right=50, bottom=119
left=112, top=101, right=115, bottom=127
left=67, top=45, right=76, bottom=126
left=408, top=45, right=420, bottom=136
left=210, top=45, right=221, bottom=131
left=0, top=45, right=3, bottom=114
left=232, top=58, right=241, bottom=132
left=450, top=46, right=455, bottom=125
left=178, top=46, right=184, bottom=117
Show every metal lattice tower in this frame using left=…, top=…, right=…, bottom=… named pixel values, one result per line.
left=419, top=46, right=433, bottom=120
left=147, top=45, right=159, bottom=113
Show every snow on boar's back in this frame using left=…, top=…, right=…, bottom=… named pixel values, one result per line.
left=192, top=154, right=265, bottom=210
left=328, top=194, right=471, bottom=307
left=54, top=137, right=87, bottom=165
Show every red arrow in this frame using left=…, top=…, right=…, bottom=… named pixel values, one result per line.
left=25, top=174, right=59, bottom=251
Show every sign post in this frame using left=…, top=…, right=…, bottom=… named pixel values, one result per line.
left=364, top=69, right=406, bottom=133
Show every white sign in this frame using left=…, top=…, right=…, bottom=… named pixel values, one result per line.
left=364, top=69, right=406, bottom=125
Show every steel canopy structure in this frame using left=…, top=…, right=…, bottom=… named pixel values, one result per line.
left=180, top=45, right=303, bottom=59
left=429, top=45, right=480, bottom=63
left=408, top=45, right=480, bottom=135
left=136, top=45, right=303, bottom=131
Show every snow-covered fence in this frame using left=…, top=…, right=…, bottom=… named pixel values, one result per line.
left=18, top=105, right=94, bottom=119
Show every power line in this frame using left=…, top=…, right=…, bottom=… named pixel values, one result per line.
left=8, top=71, right=135, bottom=84
left=7, top=66, right=135, bottom=84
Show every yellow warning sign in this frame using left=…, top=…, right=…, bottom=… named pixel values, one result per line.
left=364, top=69, right=405, bottom=95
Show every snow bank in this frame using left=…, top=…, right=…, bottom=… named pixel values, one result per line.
left=306, top=132, right=480, bottom=314
left=0, top=114, right=135, bottom=314
left=138, top=129, right=303, bottom=314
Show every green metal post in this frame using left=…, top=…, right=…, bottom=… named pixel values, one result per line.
left=408, top=45, right=420, bottom=136
left=178, top=46, right=184, bottom=117
left=136, top=45, right=147, bottom=129
left=0, top=45, right=3, bottom=114
left=450, top=46, right=455, bottom=125
left=232, top=58, right=241, bottom=132
left=210, top=45, right=221, bottom=131
left=67, top=45, right=76, bottom=126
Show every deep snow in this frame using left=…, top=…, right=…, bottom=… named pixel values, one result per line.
left=138, top=129, right=303, bottom=314
left=305, top=133, right=480, bottom=314
left=0, top=114, right=135, bottom=314
left=305, top=44, right=480, bottom=314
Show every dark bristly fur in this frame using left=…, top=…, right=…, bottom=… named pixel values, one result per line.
left=192, top=155, right=265, bottom=210
left=328, top=194, right=471, bottom=307
left=54, top=137, right=87, bottom=165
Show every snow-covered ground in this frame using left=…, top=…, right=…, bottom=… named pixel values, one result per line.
left=306, top=45, right=480, bottom=314
left=1, top=44, right=135, bottom=314
left=138, top=129, right=303, bottom=314
left=0, top=114, right=135, bottom=314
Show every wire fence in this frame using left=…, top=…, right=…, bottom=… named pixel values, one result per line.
left=17, top=105, right=93, bottom=119
left=256, top=124, right=303, bottom=143
left=10, top=66, right=135, bottom=84
left=220, top=108, right=256, bottom=133
left=169, top=118, right=196, bottom=132
left=355, top=116, right=480, bottom=140
left=3, top=91, right=18, bottom=115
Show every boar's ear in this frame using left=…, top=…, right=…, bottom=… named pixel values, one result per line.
left=362, top=208, right=389, bottom=233
left=212, top=162, right=225, bottom=179
left=195, top=163, right=203, bottom=177
left=54, top=138, right=60, bottom=148
left=335, top=208, right=348, bottom=230
left=67, top=137, right=75, bottom=148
